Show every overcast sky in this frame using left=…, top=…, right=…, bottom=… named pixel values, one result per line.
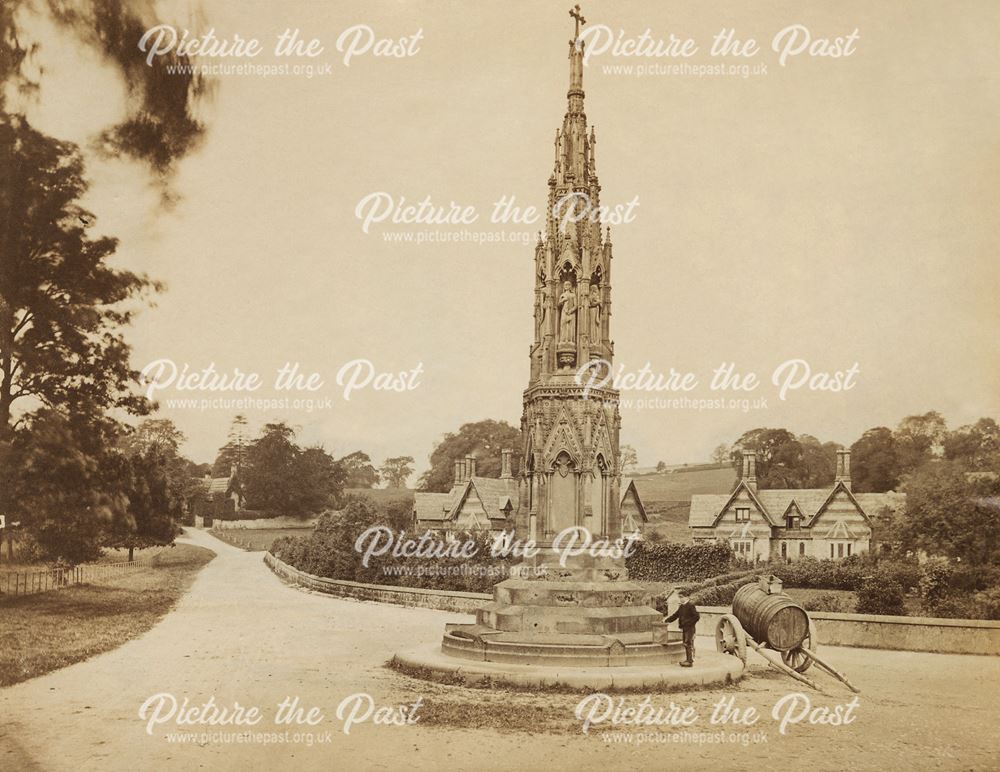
left=14, top=0, right=1000, bottom=474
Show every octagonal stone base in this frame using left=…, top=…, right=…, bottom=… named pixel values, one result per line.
left=391, top=547, right=744, bottom=689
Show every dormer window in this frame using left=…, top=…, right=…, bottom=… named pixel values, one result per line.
left=786, top=515, right=801, bottom=529
left=736, top=507, right=750, bottom=522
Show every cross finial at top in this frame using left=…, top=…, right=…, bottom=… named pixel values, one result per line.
left=569, top=4, right=586, bottom=40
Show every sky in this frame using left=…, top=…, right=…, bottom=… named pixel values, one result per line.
left=11, top=0, right=1000, bottom=476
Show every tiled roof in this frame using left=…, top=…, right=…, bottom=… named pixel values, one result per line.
left=690, top=484, right=904, bottom=529
left=413, top=492, right=454, bottom=522
left=462, top=476, right=519, bottom=521
left=206, top=477, right=231, bottom=494
left=689, top=495, right=730, bottom=527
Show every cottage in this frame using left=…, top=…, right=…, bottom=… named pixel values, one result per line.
left=689, top=450, right=901, bottom=561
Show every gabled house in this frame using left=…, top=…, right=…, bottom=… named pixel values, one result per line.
left=413, top=453, right=518, bottom=537
left=689, top=450, right=902, bottom=561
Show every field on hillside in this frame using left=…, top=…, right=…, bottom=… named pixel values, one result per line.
left=344, top=487, right=414, bottom=504
left=631, top=464, right=736, bottom=543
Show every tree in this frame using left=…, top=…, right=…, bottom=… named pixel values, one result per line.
left=0, top=118, right=156, bottom=438
left=797, top=434, right=839, bottom=488
left=903, top=460, right=999, bottom=565
left=242, top=423, right=341, bottom=517
left=106, top=446, right=180, bottom=560
left=944, top=418, right=1000, bottom=470
left=419, top=420, right=521, bottom=492
left=119, top=418, right=185, bottom=457
left=380, top=456, right=414, bottom=488
left=851, top=427, right=901, bottom=492
left=120, top=418, right=203, bottom=527
left=5, top=407, right=129, bottom=563
left=656, top=460, right=667, bottom=472
left=729, top=428, right=804, bottom=488
left=1, top=1, right=206, bottom=173
left=727, top=429, right=840, bottom=489
left=620, top=445, right=638, bottom=474
left=710, top=443, right=729, bottom=465
left=337, top=450, right=380, bottom=488
left=213, top=414, right=249, bottom=476
left=894, top=411, right=947, bottom=475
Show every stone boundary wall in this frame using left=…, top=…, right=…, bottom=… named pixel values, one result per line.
left=263, top=553, right=1000, bottom=655
left=214, top=516, right=319, bottom=530
left=263, top=553, right=487, bottom=614
left=695, top=607, right=1000, bottom=656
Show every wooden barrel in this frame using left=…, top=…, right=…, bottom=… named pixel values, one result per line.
left=732, top=583, right=809, bottom=651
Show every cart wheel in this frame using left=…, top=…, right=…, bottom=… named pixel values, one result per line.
left=782, top=618, right=817, bottom=673
left=715, top=614, right=747, bottom=664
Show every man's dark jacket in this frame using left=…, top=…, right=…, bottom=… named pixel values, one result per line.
left=665, top=601, right=700, bottom=630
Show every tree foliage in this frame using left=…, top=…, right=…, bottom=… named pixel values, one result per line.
left=380, top=456, right=414, bottom=488
left=729, top=428, right=837, bottom=489
left=0, top=118, right=156, bottom=437
left=241, top=422, right=341, bottom=517
left=851, top=427, right=900, bottom=493
left=337, top=450, right=380, bottom=488
left=419, top=419, right=521, bottom=492
left=903, top=460, right=999, bottom=565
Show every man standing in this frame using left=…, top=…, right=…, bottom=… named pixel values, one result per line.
left=664, top=591, right=701, bottom=667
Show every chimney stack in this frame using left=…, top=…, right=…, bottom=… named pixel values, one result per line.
left=742, top=451, right=758, bottom=492
left=836, top=449, right=851, bottom=491
left=454, top=459, right=463, bottom=487
left=466, top=455, right=477, bottom=479
left=501, top=449, right=513, bottom=479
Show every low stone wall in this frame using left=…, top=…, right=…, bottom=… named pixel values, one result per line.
left=263, top=553, right=1000, bottom=655
left=264, top=553, right=489, bottom=614
left=695, top=607, right=1000, bottom=656
left=215, top=516, right=319, bottom=530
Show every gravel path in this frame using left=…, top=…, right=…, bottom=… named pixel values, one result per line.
left=1, top=528, right=997, bottom=771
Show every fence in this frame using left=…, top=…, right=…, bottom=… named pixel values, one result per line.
left=0, top=559, right=148, bottom=598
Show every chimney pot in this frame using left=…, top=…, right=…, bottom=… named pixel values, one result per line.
left=501, top=449, right=513, bottom=479
left=467, top=455, right=477, bottom=478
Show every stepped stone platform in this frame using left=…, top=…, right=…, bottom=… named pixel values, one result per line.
left=393, top=546, right=745, bottom=690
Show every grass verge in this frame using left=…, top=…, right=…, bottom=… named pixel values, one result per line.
left=0, top=543, right=214, bottom=687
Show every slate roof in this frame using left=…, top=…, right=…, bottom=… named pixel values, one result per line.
left=455, top=476, right=518, bottom=521
left=690, top=482, right=902, bottom=530
left=412, top=492, right=454, bottom=522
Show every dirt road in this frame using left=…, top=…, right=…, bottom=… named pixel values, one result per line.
left=2, top=528, right=997, bottom=771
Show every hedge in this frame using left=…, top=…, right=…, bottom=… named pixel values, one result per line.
left=624, top=541, right=733, bottom=582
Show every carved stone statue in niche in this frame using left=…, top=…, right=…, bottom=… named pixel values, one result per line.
left=558, top=281, right=577, bottom=343
left=538, top=284, right=550, bottom=335
left=589, top=285, right=602, bottom=342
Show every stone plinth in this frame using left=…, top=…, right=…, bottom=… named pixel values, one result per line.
left=423, top=548, right=687, bottom=669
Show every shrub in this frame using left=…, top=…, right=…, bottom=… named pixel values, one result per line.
left=856, top=573, right=906, bottom=616
left=690, top=575, right=758, bottom=606
left=269, top=499, right=513, bottom=593
left=800, top=592, right=854, bottom=613
left=918, top=557, right=954, bottom=615
left=972, top=586, right=1000, bottom=620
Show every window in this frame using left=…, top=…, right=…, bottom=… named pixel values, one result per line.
left=732, top=540, right=752, bottom=559
left=830, top=543, right=835, bottom=558
left=799, top=542, right=806, bottom=557
left=780, top=542, right=787, bottom=560
left=838, top=543, right=845, bottom=558
left=847, top=543, right=852, bottom=557
left=736, top=507, right=750, bottom=523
